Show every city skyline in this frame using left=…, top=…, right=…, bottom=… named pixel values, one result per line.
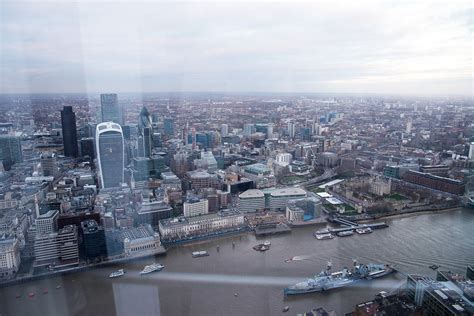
left=1, top=1, right=472, bottom=96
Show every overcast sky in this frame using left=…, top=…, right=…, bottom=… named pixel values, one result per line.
left=0, top=1, right=472, bottom=95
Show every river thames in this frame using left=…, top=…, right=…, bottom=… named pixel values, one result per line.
left=1, top=208, right=473, bottom=316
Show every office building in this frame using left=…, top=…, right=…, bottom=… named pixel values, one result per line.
left=406, top=274, right=474, bottom=314
left=60, top=106, right=78, bottom=157
left=80, top=137, right=95, bottom=159
left=238, top=189, right=265, bottom=213
left=100, top=93, right=122, bottom=124
left=96, top=122, right=125, bottom=189
left=243, top=123, right=255, bottom=136
left=268, top=187, right=307, bottom=211
left=288, top=122, right=296, bottom=139
left=275, top=153, right=293, bottom=166
left=138, top=127, right=153, bottom=158
left=138, top=107, right=153, bottom=157
left=36, top=210, right=58, bottom=235
left=469, top=142, right=474, bottom=160
left=194, top=151, right=218, bottom=172
left=81, top=220, right=106, bottom=259
left=56, top=225, right=79, bottom=265
left=40, top=152, right=58, bottom=177
left=0, top=236, right=21, bottom=280
left=221, top=124, right=229, bottom=137
left=135, top=200, right=174, bottom=226
left=164, top=118, right=175, bottom=136
left=183, top=195, right=209, bottom=217
left=0, top=135, right=22, bottom=165
left=286, top=197, right=321, bottom=222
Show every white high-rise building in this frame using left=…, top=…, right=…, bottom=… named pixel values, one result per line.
left=267, top=123, right=274, bottom=138
left=406, top=118, right=412, bottom=134
left=243, top=124, right=255, bottom=136
left=288, top=122, right=296, bottom=139
left=96, top=122, right=125, bottom=189
left=469, top=142, right=474, bottom=160
left=221, top=124, right=229, bottom=137
left=275, top=153, right=293, bottom=166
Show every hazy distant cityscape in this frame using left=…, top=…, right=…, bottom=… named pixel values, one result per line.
left=0, top=92, right=472, bottom=315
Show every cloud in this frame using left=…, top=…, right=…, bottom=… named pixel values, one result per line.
left=1, top=0, right=472, bottom=95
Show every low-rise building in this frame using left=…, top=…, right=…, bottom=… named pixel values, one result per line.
left=238, top=189, right=265, bottom=213
left=268, top=187, right=307, bottom=211
left=286, top=196, right=321, bottom=222
left=183, top=195, right=209, bottom=217
left=0, top=235, right=20, bottom=280
left=159, top=209, right=245, bottom=241
left=122, top=225, right=162, bottom=257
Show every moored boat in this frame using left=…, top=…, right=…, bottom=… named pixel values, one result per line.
left=109, top=269, right=125, bottom=278
left=192, top=251, right=209, bottom=258
left=336, top=230, right=354, bottom=237
left=355, top=227, right=372, bottom=234
left=284, top=260, right=396, bottom=296
left=140, top=263, right=165, bottom=275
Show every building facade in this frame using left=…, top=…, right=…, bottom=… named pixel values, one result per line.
left=159, top=210, right=245, bottom=241
left=238, top=189, right=265, bottom=213
left=96, top=122, right=125, bottom=189
left=100, top=93, right=122, bottom=124
left=60, top=106, right=78, bottom=157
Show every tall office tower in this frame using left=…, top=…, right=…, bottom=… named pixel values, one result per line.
left=267, top=124, right=274, bottom=139
left=0, top=136, right=22, bottom=166
left=60, top=106, right=79, bottom=157
left=96, top=122, right=125, bottom=189
left=469, top=142, right=474, bottom=160
left=100, top=94, right=122, bottom=124
left=221, top=124, right=229, bottom=137
left=288, top=122, right=296, bottom=139
left=138, top=107, right=153, bottom=157
left=191, top=128, right=196, bottom=150
left=164, top=118, right=175, bottom=136
left=40, top=152, right=58, bottom=177
left=406, top=118, right=412, bottom=134
left=243, top=123, right=255, bottom=136
left=138, top=106, right=152, bottom=135
left=138, top=127, right=152, bottom=158
left=80, top=137, right=95, bottom=160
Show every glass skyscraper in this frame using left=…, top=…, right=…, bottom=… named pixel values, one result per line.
left=60, top=106, right=78, bottom=157
left=164, top=118, right=174, bottom=136
left=100, top=94, right=122, bottom=124
left=138, top=106, right=153, bottom=158
left=95, top=122, right=125, bottom=188
left=0, top=136, right=23, bottom=167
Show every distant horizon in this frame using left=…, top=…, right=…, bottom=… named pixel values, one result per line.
left=0, top=90, right=472, bottom=99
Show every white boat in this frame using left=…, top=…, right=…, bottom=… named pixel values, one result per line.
left=356, top=227, right=372, bottom=234
left=109, top=269, right=125, bottom=278
left=192, top=251, right=209, bottom=258
left=263, top=240, right=271, bottom=246
left=315, top=233, right=335, bottom=240
left=140, top=263, right=165, bottom=275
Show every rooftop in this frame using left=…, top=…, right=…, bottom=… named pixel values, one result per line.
left=239, top=189, right=264, bottom=199
left=270, top=187, right=306, bottom=197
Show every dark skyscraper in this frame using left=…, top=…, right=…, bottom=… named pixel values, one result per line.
left=61, top=106, right=78, bottom=157
left=100, top=94, right=122, bottom=124
left=0, top=135, right=22, bottom=169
